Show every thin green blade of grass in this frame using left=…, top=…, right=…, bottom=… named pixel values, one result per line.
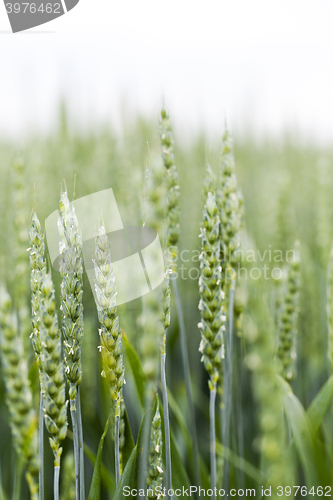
left=166, top=387, right=210, bottom=489
left=123, top=332, right=148, bottom=410
left=307, top=374, right=333, bottom=433
left=114, top=404, right=155, bottom=500
left=87, top=417, right=110, bottom=500
left=161, top=352, right=172, bottom=499
left=277, top=375, right=321, bottom=487
left=67, top=430, right=115, bottom=491
left=112, top=447, right=137, bottom=500
left=122, top=408, right=135, bottom=470
left=158, top=394, right=192, bottom=495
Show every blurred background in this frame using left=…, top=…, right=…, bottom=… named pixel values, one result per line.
left=1, top=0, right=333, bottom=142
left=1, top=1, right=333, bottom=497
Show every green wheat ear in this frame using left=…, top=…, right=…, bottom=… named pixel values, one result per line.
left=217, top=128, right=241, bottom=269
left=276, top=242, right=301, bottom=382
left=138, top=156, right=165, bottom=380
left=10, top=159, right=32, bottom=362
left=199, top=177, right=225, bottom=389
left=29, top=210, right=46, bottom=370
left=11, top=159, right=30, bottom=312
left=94, top=220, right=125, bottom=486
left=29, top=209, right=47, bottom=500
left=0, top=283, right=39, bottom=500
left=198, top=165, right=224, bottom=496
left=159, top=106, right=180, bottom=268
left=58, top=187, right=85, bottom=499
left=94, top=221, right=124, bottom=404
left=40, top=272, right=68, bottom=467
left=58, top=189, right=84, bottom=398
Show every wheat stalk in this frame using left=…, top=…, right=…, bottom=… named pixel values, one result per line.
left=58, top=188, right=84, bottom=500
left=199, top=166, right=225, bottom=498
left=40, top=272, right=68, bottom=500
left=217, top=128, right=241, bottom=488
left=94, top=221, right=124, bottom=485
left=29, top=210, right=47, bottom=500
left=119, top=396, right=126, bottom=475
left=159, top=107, right=201, bottom=491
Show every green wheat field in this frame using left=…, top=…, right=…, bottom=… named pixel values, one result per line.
left=1, top=106, right=333, bottom=500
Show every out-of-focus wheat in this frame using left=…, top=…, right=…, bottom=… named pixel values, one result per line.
left=277, top=243, right=301, bottom=382
left=0, top=283, right=39, bottom=500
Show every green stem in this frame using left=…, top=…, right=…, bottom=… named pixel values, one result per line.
left=223, top=284, right=235, bottom=490
left=77, top=389, right=85, bottom=500
left=114, top=413, right=120, bottom=486
left=54, top=465, right=60, bottom=500
left=70, top=387, right=80, bottom=500
left=235, top=336, right=245, bottom=489
left=12, top=457, right=23, bottom=500
left=209, top=384, right=217, bottom=500
left=171, top=277, right=201, bottom=489
left=161, top=352, right=172, bottom=500
left=39, top=388, right=44, bottom=500
left=0, top=454, right=3, bottom=499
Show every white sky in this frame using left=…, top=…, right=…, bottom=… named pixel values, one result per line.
left=1, top=1, right=333, bottom=142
